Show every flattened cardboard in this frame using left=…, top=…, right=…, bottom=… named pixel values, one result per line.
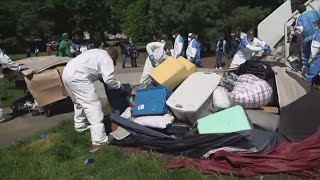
left=17, top=56, right=71, bottom=76
left=24, top=66, right=67, bottom=107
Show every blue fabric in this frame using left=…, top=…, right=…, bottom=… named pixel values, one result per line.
left=297, top=10, right=320, bottom=43
left=306, top=56, right=320, bottom=86
left=313, top=32, right=320, bottom=60
left=238, top=37, right=249, bottom=50
left=121, top=54, right=126, bottom=66
left=177, top=36, right=185, bottom=57
left=302, top=40, right=312, bottom=64
left=179, top=36, right=184, bottom=43
left=191, top=40, right=198, bottom=49
left=195, top=40, right=201, bottom=64
left=149, top=55, right=155, bottom=61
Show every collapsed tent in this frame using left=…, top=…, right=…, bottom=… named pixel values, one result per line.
left=109, top=114, right=283, bottom=158
left=168, top=129, right=320, bottom=179
left=279, top=89, right=320, bottom=142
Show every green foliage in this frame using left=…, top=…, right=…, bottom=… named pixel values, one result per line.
left=149, top=0, right=282, bottom=41
left=0, top=0, right=285, bottom=53
left=123, top=0, right=152, bottom=42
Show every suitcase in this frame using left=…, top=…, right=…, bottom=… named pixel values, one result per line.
left=177, top=56, right=197, bottom=76
left=150, top=57, right=189, bottom=90
left=132, top=86, right=171, bottom=117
left=166, top=72, right=222, bottom=125
left=197, top=105, right=253, bottom=134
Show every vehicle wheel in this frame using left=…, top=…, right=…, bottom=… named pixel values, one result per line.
left=45, top=108, right=51, bottom=117
left=31, top=111, right=38, bottom=116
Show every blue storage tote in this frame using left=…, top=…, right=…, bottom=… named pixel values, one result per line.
left=132, top=86, right=171, bottom=116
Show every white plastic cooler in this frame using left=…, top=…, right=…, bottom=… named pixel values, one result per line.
left=166, top=72, right=222, bottom=124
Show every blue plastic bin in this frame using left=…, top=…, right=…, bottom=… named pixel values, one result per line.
left=132, top=86, right=171, bottom=116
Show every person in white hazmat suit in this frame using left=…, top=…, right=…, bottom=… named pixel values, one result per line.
left=139, top=41, right=171, bottom=84
left=173, top=32, right=185, bottom=58
left=0, top=49, right=23, bottom=123
left=62, top=48, right=124, bottom=145
left=186, top=33, right=198, bottom=63
left=230, top=30, right=270, bottom=68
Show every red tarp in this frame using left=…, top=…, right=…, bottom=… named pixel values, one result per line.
left=169, top=130, right=320, bottom=179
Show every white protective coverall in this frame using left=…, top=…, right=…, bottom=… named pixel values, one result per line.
left=186, top=39, right=198, bottom=62
left=230, top=37, right=265, bottom=68
left=0, top=49, right=20, bottom=122
left=174, top=34, right=184, bottom=58
left=140, top=42, right=168, bottom=84
left=62, top=49, right=121, bottom=145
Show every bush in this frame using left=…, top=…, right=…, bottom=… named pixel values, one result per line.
left=0, top=37, right=27, bottom=54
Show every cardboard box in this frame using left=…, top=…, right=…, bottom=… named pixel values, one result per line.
left=24, top=66, right=67, bottom=107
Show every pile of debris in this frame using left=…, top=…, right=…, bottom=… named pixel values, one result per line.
left=106, top=56, right=320, bottom=178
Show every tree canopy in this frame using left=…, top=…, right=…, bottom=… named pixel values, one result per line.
left=0, top=0, right=286, bottom=53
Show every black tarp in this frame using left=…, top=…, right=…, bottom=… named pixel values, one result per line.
left=279, top=88, right=320, bottom=142
left=110, top=114, right=283, bottom=158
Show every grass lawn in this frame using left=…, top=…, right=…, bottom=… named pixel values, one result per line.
left=0, top=77, right=26, bottom=108
left=0, top=119, right=229, bottom=180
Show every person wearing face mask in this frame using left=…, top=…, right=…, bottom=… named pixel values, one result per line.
left=230, top=30, right=269, bottom=69
left=186, top=33, right=198, bottom=64
left=173, top=31, right=185, bottom=58
left=294, top=4, right=320, bottom=67
left=62, top=47, right=123, bottom=145
left=140, top=41, right=171, bottom=84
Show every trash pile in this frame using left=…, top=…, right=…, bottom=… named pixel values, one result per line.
left=106, top=56, right=320, bottom=178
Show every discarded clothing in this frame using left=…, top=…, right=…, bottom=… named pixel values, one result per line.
left=134, top=114, right=175, bottom=129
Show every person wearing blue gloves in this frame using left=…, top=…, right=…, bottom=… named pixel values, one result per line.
left=306, top=20, right=320, bottom=86
left=294, top=4, right=320, bottom=66
left=140, top=41, right=170, bottom=84
left=186, top=33, right=198, bottom=64
left=230, top=30, right=269, bottom=68
left=62, top=47, right=124, bottom=146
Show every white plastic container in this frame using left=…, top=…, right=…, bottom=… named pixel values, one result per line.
left=166, top=72, right=222, bottom=124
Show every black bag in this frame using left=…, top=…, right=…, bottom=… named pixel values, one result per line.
left=235, top=60, right=279, bottom=107
left=235, top=60, right=274, bottom=80
left=104, top=84, right=131, bottom=115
